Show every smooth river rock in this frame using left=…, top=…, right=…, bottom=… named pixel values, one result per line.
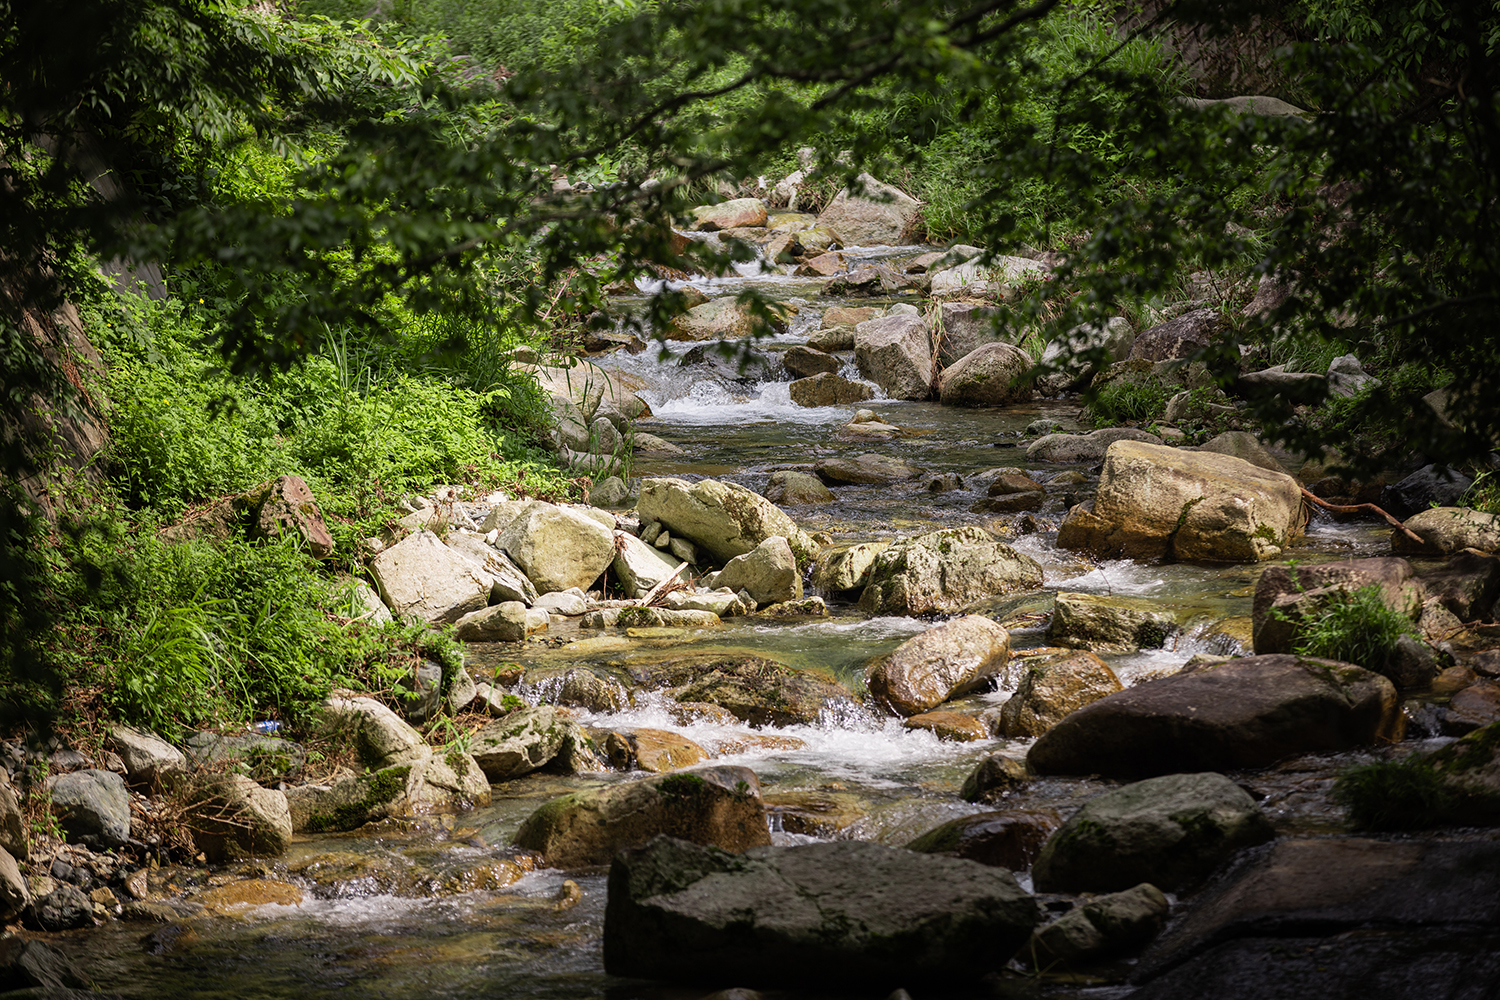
left=497, top=501, right=615, bottom=594
left=937, top=342, right=1034, bottom=406
left=999, top=650, right=1123, bottom=738
left=603, top=835, right=1040, bottom=988
left=637, top=477, right=817, bottom=568
left=1027, top=654, right=1403, bottom=778
left=867, top=615, right=1011, bottom=716
left=854, top=313, right=934, bottom=400
left=858, top=527, right=1044, bottom=615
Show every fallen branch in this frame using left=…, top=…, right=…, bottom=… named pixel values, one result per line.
left=637, top=563, right=690, bottom=607
left=1299, top=487, right=1426, bottom=548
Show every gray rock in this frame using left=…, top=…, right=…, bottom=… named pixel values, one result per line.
left=854, top=313, right=935, bottom=400
left=961, top=754, right=1031, bottom=803
left=1033, top=772, right=1274, bottom=893
left=935, top=301, right=1005, bottom=366
left=534, top=588, right=588, bottom=616
left=104, top=725, right=185, bottom=790
left=1127, top=309, right=1224, bottom=362
left=929, top=256, right=1048, bottom=298
left=514, top=766, right=772, bottom=868
left=999, top=650, right=1123, bottom=738
left=691, top=198, right=768, bottom=232
left=1029, top=883, right=1170, bottom=966
left=0, top=847, right=27, bottom=921
left=370, top=530, right=494, bottom=623
left=471, top=706, right=570, bottom=781
left=858, top=527, right=1044, bottom=615
left=1326, top=353, right=1379, bottom=397
left=664, top=590, right=742, bottom=616
left=398, top=660, right=444, bottom=724
left=667, top=297, right=792, bottom=341
left=612, top=531, right=687, bottom=599
left=781, top=345, right=842, bottom=379
left=1393, top=506, right=1500, bottom=556
left=1416, top=547, right=1500, bottom=619
left=634, top=431, right=687, bottom=455
left=868, top=615, right=1011, bottom=716
left=763, top=470, right=835, bottom=505
left=708, top=536, right=802, bottom=606
left=905, top=809, right=1062, bottom=871
left=26, top=884, right=94, bottom=931
left=1190, top=430, right=1287, bottom=473
left=183, top=731, right=305, bottom=782
left=47, top=770, right=129, bottom=848
left=498, top=501, right=615, bottom=595
left=938, top=342, right=1035, bottom=406
left=603, top=835, right=1040, bottom=988
left=788, top=372, right=874, bottom=407
left=1037, top=316, right=1135, bottom=391
left=0, top=777, right=23, bottom=861
left=636, top=477, right=817, bottom=568
left=1046, top=592, right=1179, bottom=653
left=454, top=601, right=530, bottom=642
left=814, top=453, right=923, bottom=484
left=815, top=172, right=920, bottom=246
left=1027, top=654, right=1404, bottom=778
left=442, top=533, right=539, bottom=605
left=320, top=695, right=428, bottom=769
left=186, top=774, right=293, bottom=861
left=591, top=475, right=632, bottom=508
left=1026, top=427, right=1162, bottom=463
left=811, top=541, right=890, bottom=592
left=1057, top=440, right=1305, bottom=562
left=348, top=578, right=394, bottom=625
left=447, top=666, right=478, bottom=713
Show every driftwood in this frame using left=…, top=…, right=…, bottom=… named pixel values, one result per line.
left=1299, top=487, right=1426, bottom=548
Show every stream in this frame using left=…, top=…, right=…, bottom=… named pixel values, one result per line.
left=52, top=240, right=1414, bottom=999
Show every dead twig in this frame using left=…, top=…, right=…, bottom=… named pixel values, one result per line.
left=1298, top=487, right=1426, bottom=548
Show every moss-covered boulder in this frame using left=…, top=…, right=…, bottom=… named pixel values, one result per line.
left=513, top=766, right=771, bottom=868
left=857, top=526, right=1044, bottom=616
left=906, top=808, right=1063, bottom=871
left=1046, top=592, right=1180, bottom=654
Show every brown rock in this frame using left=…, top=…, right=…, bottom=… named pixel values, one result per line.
left=902, top=711, right=991, bottom=741
left=869, top=615, right=1012, bottom=716
left=999, top=650, right=1123, bottom=738
left=782, top=345, right=843, bottom=379
left=906, top=809, right=1064, bottom=870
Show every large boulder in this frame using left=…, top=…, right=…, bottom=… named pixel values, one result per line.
left=1026, top=427, right=1161, bottom=463
left=929, top=256, right=1049, bottom=298
left=935, top=301, right=1005, bottom=366
left=788, top=372, right=874, bottom=407
left=854, top=314, right=935, bottom=400
left=764, top=470, right=835, bottom=505
left=999, top=650, right=1123, bottom=738
left=603, top=836, right=1040, bottom=988
left=453, top=600, right=530, bottom=641
left=1381, top=464, right=1474, bottom=520
left=815, top=173, right=921, bottom=246
left=513, top=766, right=771, bottom=868
left=1251, top=557, right=1421, bottom=655
left=370, top=530, right=494, bottom=623
left=867, top=615, right=1011, bottom=716
left=443, top=534, right=539, bottom=605
left=46, top=769, right=129, bottom=849
left=637, top=477, right=817, bottom=568
left=937, top=343, right=1034, bottom=406
left=1028, top=883, right=1170, bottom=967
left=0, top=776, right=23, bottom=861
left=691, top=198, right=768, bottom=231
left=186, top=774, right=294, bottom=861
left=470, top=706, right=570, bottom=781
left=709, top=536, right=802, bottom=606
left=1056, top=440, right=1305, bottom=562
left=0, top=848, right=27, bottom=921
left=666, top=297, right=792, bottom=342
left=858, top=527, right=1045, bottom=615
left=1046, top=592, right=1180, bottom=653
left=658, top=656, right=856, bottom=727
left=1393, top=507, right=1500, bottom=556
left=1036, top=317, right=1135, bottom=392
left=612, top=531, right=686, bottom=599
left=1032, top=772, right=1275, bottom=893
left=320, top=694, right=429, bottom=769
left=1028, top=655, right=1404, bottom=778
left=245, top=473, right=335, bottom=558
left=1417, top=548, right=1500, bottom=620
left=1127, top=309, right=1224, bottom=362
left=285, top=752, right=490, bottom=833
left=104, top=725, right=185, bottom=790
left=497, top=501, right=615, bottom=594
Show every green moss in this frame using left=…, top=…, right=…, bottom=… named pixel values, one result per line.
left=305, top=765, right=411, bottom=833
left=1429, top=721, right=1500, bottom=775
left=657, top=772, right=709, bottom=801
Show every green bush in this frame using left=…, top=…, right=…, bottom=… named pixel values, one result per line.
left=1332, top=759, right=1455, bottom=831
left=1086, top=379, right=1175, bottom=427
left=1289, top=583, right=1414, bottom=675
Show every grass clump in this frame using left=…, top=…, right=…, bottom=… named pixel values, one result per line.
left=1288, top=583, right=1415, bottom=675
left=1086, top=379, right=1175, bottom=427
left=1333, top=760, right=1455, bottom=830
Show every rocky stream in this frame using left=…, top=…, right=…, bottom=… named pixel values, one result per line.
left=7, top=190, right=1500, bottom=1000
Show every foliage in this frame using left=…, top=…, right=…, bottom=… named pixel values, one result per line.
left=1287, top=583, right=1415, bottom=675
left=1333, top=759, right=1455, bottom=831
left=1087, top=379, right=1175, bottom=427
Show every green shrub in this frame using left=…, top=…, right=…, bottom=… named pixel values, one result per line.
left=1289, top=583, right=1414, bottom=675
left=1333, top=759, right=1454, bottom=831
left=1086, top=379, right=1175, bottom=427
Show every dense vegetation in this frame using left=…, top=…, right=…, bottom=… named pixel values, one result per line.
left=2, top=0, right=1497, bottom=751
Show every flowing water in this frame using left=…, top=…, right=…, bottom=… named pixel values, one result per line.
left=53, top=244, right=1404, bottom=999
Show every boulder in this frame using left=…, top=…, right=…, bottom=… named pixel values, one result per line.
left=1416, top=548, right=1500, bottom=619
left=1046, top=592, right=1180, bottom=653
left=814, top=453, right=923, bottom=484
left=902, top=710, right=990, bottom=741
left=793, top=251, right=846, bottom=276
left=245, top=473, right=334, bottom=558
left=999, top=650, right=1123, bottom=738
left=1036, top=316, right=1135, bottom=392
left=634, top=431, right=686, bottom=455
left=603, top=835, right=1040, bottom=988
left=104, top=725, right=185, bottom=790
left=602, top=728, right=709, bottom=773
left=857, top=526, right=1045, bottom=615
left=709, top=536, right=802, bottom=606
left=1393, top=507, right=1500, bottom=556
left=0, top=778, right=23, bottom=861
left=929, top=256, right=1049, bottom=298
left=1056, top=440, right=1305, bottom=562
left=347, top=578, right=394, bottom=625
left=186, top=774, right=294, bottom=861
left=867, top=615, right=1011, bottom=716
left=0, top=848, right=27, bottom=921
left=1250, top=556, right=1420, bottom=655
left=815, top=173, right=921, bottom=246
left=534, top=587, right=587, bottom=616
left=1237, top=363, right=1326, bottom=403
left=46, top=770, right=129, bottom=848
left=513, top=766, right=771, bottom=868
left=454, top=601, right=530, bottom=642
left=497, top=501, right=615, bottom=594
left=613, top=531, right=687, bottom=598
left=662, top=656, right=855, bottom=727
left=370, top=530, right=494, bottom=623
left=905, top=808, right=1062, bottom=871
left=937, top=343, right=1034, bottom=406
left=1327, top=353, right=1380, bottom=397
left=935, top=302, right=1008, bottom=366
left=763, top=470, right=835, bottom=505
left=788, top=372, right=874, bottom=407
left=1029, top=883, right=1170, bottom=967
left=666, top=297, right=791, bottom=342
left=320, top=694, right=429, bottom=769
left=854, top=314, right=935, bottom=400
left=24, top=885, right=94, bottom=932
left=1026, top=427, right=1161, bottom=463
left=961, top=754, right=1031, bottom=803
left=471, top=706, right=570, bottom=781
left=691, top=198, right=768, bottom=232
left=1027, top=655, right=1403, bottom=778
left=1191, top=431, right=1288, bottom=474
left=614, top=606, right=724, bottom=629
left=811, top=541, right=889, bottom=592
left=637, top=477, right=817, bottom=568
left=1127, top=309, right=1224, bottom=362
left=1033, top=772, right=1274, bottom=893
left=287, top=753, right=489, bottom=832
left=781, top=345, right=842, bottom=379
left=444, top=534, right=540, bottom=605
left=1380, top=464, right=1474, bottom=520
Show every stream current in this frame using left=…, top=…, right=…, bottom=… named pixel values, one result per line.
left=59, top=243, right=1405, bottom=999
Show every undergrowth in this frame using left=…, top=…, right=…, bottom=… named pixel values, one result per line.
left=1288, top=583, right=1415, bottom=674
